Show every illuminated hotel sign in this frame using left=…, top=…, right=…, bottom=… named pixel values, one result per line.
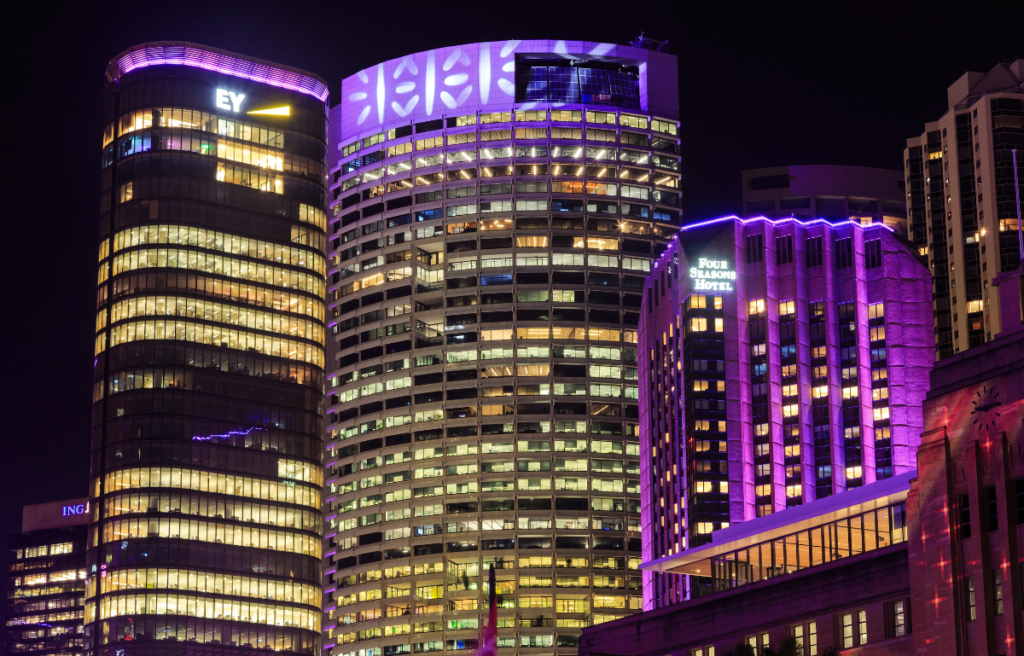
left=690, top=258, right=736, bottom=292
left=215, top=88, right=246, bottom=112
left=62, top=503, right=88, bottom=517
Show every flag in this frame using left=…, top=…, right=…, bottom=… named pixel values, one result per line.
left=477, top=565, right=498, bottom=656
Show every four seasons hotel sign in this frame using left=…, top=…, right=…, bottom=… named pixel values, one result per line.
left=689, top=258, right=736, bottom=292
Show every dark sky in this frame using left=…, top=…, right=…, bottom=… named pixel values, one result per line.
left=0, top=0, right=1019, bottom=586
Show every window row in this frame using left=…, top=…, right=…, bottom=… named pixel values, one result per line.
left=114, top=225, right=325, bottom=276
left=104, top=467, right=320, bottom=509
left=110, top=271, right=324, bottom=321
left=100, top=518, right=321, bottom=558
left=110, top=296, right=322, bottom=343
left=105, top=320, right=324, bottom=367
left=101, top=492, right=322, bottom=533
left=99, top=567, right=320, bottom=607
left=98, top=592, right=319, bottom=631
left=111, top=248, right=325, bottom=297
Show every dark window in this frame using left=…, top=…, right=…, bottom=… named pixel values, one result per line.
left=746, top=233, right=764, bottom=263
left=806, top=236, right=823, bottom=267
left=776, top=235, right=793, bottom=265
left=865, top=239, right=883, bottom=268
left=414, top=119, right=444, bottom=133
left=958, top=493, right=973, bottom=536
left=748, top=174, right=791, bottom=191
left=1016, top=479, right=1024, bottom=525
left=987, top=486, right=998, bottom=531
left=836, top=238, right=853, bottom=268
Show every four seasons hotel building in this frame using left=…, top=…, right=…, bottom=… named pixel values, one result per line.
left=86, top=44, right=328, bottom=656
left=323, top=41, right=679, bottom=656
left=639, top=217, right=935, bottom=608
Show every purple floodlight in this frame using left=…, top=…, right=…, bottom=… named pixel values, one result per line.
left=191, top=426, right=265, bottom=442
left=107, top=42, right=329, bottom=103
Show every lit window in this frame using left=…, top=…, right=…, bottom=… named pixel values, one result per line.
left=779, top=300, right=795, bottom=315
left=842, top=614, right=854, bottom=649
left=749, top=299, right=766, bottom=315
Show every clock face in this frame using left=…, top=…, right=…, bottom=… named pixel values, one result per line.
left=971, top=386, right=1002, bottom=433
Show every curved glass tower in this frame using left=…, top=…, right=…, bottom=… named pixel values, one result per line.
left=86, top=43, right=328, bottom=656
left=324, top=40, right=679, bottom=656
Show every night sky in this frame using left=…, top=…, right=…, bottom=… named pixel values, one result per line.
left=1, top=0, right=1019, bottom=599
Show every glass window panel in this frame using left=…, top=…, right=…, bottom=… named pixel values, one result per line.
left=747, top=544, right=763, bottom=583
left=876, top=508, right=892, bottom=548
left=810, top=527, right=824, bottom=567
left=850, top=515, right=863, bottom=555
left=863, top=511, right=877, bottom=552
left=835, top=519, right=850, bottom=559
left=797, top=530, right=811, bottom=571
left=785, top=535, right=799, bottom=573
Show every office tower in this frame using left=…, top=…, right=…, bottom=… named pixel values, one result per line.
left=87, top=43, right=328, bottom=656
left=741, top=165, right=908, bottom=237
left=639, top=216, right=934, bottom=607
left=904, top=58, right=1024, bottom=360
left=323, top=40, right=679, bottom=656
left=6, top=500, right=90, bottom=656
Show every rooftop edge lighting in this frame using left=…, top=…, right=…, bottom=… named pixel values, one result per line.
left=107, top=42, right=329, bottom=103
left=655, top=215, right=897, bottom=263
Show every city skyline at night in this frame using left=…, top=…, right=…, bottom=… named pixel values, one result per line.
left=4, top=6, right=1023, bottom=656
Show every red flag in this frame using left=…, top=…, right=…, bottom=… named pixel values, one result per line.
left=477, top=566, right=498, bottom=656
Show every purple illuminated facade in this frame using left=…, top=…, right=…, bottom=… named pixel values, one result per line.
left=639, top=216, right=934, bottom=608
left=87, top=43, right=327, bottom=656
left=325, top=39, right=679, bottom=656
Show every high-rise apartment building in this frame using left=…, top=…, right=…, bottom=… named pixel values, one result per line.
left=87, top=43, right=328, bottom=656
left=6, top=500, right=90, bottom=656
left=323, top=40, right=679, bottom=656
left=741, top=165, right=908, bottom=237
left=904, top=58, right=1023, bottom=360
left=638, top=216, right=934, bottom=608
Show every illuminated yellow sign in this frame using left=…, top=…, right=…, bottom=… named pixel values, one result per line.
left=689, top=258, right=736, bottom=292
left=248, top=106, right=291, bottom=116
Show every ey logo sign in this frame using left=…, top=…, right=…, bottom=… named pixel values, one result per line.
left=215, top=89, right=246, bottom=112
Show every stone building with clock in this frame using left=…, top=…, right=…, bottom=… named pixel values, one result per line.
left=577, top=268, right=1024, bottom=656
left=908, top=264, right=1024, bottom=655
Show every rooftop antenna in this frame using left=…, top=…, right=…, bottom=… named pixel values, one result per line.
left=1013, top=149, right=1022, bottom=270
left=629, top=32, right=671, bottom=53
